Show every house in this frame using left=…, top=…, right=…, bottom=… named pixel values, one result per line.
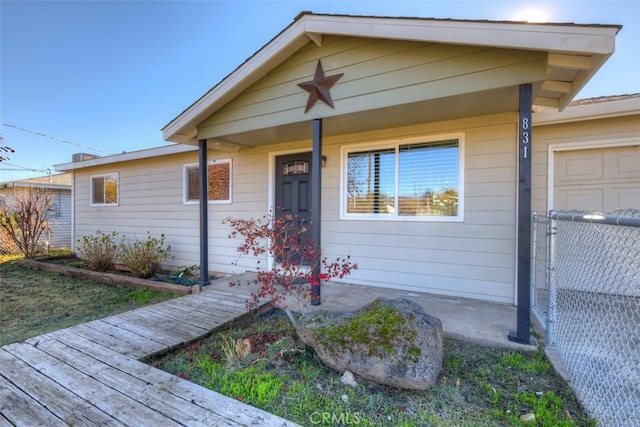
left=0, top=172, right=73, bottom=250
left=56, top=13, right=639, bottom=343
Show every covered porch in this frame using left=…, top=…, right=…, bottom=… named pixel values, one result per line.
left=162, top=13, right=619, bottom=347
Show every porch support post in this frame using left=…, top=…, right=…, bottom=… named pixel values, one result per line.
left=310, top=118, right=322, bottom=305
left=198, top=139, right=210, bottom=292
left=509, top=83, right=533, bottom=345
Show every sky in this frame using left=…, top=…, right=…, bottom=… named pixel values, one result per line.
left=1, top=0, right=639, bottom=182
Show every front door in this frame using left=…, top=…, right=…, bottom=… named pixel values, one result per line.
left=275, top=152, right=313, bottom=259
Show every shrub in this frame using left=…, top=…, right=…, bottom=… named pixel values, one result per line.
left=0, top=187, right=52, bottom=258
left=223, top=210, right=357, bottom=324
left=119, top=232, right=172, bottom=278
left=76, top=230, right=121, bottom=271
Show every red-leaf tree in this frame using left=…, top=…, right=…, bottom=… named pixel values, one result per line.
left=223, top=210, right=357, bottom=325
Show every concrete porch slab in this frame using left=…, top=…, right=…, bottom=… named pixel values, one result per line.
left=208, top=274, right=538, bottom=352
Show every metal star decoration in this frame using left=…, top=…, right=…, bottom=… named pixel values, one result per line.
left=298, top=60, right=344, bottom=113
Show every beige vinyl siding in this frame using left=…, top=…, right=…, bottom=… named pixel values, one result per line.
left=198, top=36, right=546, bottom=140
left=74, top=152, right=193, bottom=268
left=73, top=141, right=304, bottom=275
left=531, top=114, right=640, bottom=213
left=72, top=113, right=519, bottom=302
left=317, top=113, right=518, bottom=303
left=72, top=151, right=244, bottom=272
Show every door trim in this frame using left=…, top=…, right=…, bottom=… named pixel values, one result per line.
left=267, top=148, right=312, bottom=269
left=546, top=137, right=638, bottom=212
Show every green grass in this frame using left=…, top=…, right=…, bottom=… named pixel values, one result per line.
left=0, top=260, right=180, bottom=346
left=150, top=309, right=595, bottom=426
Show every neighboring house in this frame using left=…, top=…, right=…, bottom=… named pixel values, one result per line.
left=0, top=172, right=73, bottom=250
left=55, top=14, right=639, bottom=334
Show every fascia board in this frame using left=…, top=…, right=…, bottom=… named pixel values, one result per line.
left=11, top=183, right=71, bottom=190
left=55, top=144, right=197, bottom=171
left=302, top=15, right=618, bottom=55
left=534, top=97, right=640, bottom=126
left=162, top=19, right=310, bottom=142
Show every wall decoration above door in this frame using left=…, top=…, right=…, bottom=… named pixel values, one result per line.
left=298, top=60, right=344, bottom=113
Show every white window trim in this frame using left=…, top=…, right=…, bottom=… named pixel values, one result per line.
left=340, top=133, right=465, bottom=222
left=90, top=172, right=119, bottom=207
left=183, top=158, right=232, bottom=205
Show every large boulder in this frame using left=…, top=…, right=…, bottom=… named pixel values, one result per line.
left=295, top=297, right=443, bottom=390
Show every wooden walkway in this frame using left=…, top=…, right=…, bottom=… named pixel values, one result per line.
left=0, top=285, right=299, bottom=426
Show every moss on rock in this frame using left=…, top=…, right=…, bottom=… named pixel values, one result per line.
left=313, top=299, right=418, bottom=356
left=295, top=297, right=444, bottom=390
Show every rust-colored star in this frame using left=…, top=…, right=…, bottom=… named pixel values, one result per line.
left=298, top=60, right=344, bottom=113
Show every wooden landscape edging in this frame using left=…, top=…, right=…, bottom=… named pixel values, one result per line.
left=18, top=259, right=192, bottom=295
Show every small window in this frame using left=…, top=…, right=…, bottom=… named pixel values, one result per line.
left=283, top=161, right=309, bottom=176
left=184, top=159, right=232, bottom=204
left=90, top=173, right=118, bottom=206
left=48, top=203, right=59, bottom=218
left=342, top=134, right=464, bottom=221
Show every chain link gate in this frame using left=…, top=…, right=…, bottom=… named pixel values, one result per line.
left=532, top=210, right=640, bottom=426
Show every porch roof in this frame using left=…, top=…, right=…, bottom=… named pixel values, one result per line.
left=162, top=12, right=619, bottom=148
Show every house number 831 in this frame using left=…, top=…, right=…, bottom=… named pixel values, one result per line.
left=521, top=117, right=529, bottom=159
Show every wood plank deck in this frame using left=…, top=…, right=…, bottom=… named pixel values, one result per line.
left=0, top=284, right=299, bottom=427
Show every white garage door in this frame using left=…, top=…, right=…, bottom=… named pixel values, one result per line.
left=553, top=145, right=640, bottom=211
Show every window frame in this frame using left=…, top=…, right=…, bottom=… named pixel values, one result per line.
left=90, top=172, right=119, bottom=207
left=183, top=158, right=232, bottom=205
left=340, top=133, right=464, bottom=222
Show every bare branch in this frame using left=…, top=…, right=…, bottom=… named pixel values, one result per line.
left=0, top=187, right=53, bottom=257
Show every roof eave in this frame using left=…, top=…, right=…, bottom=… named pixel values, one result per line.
left=55, top=144, right=197, bottom=171
left=534, top=95, right=640, bottom=125
left=162, top=17, right=313, bottom=144
left=162, top=13, right=620, bottom=143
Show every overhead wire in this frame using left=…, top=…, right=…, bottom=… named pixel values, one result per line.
left=0, top=162, right=48, bottom=172
left=2, top=123, right=111, bottom=154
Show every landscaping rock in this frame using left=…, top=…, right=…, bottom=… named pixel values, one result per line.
left=295, top=297, right=443, bottom=390
left=341, top=370, right=358, bottom=387
left=521, top=413, right=536, bottom=423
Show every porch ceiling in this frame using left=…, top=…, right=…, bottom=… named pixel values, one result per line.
left=205, top=86, right=522, bottom=148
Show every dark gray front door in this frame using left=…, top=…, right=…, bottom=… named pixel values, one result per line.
left=275, top=152, right=313, bottom=257
left=276, top=151, right=312, bottom=222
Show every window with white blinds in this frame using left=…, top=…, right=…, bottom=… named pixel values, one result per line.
left=343, top=134, right=463, bottom=221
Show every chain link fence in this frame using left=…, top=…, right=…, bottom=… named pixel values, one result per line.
left=0, top=226, right=18, bottom=256
left=532, top=210, right=640, bottom=426
left=42, top=221, right=72, bottom=251
left=0, top=221, right=71, bottom=256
